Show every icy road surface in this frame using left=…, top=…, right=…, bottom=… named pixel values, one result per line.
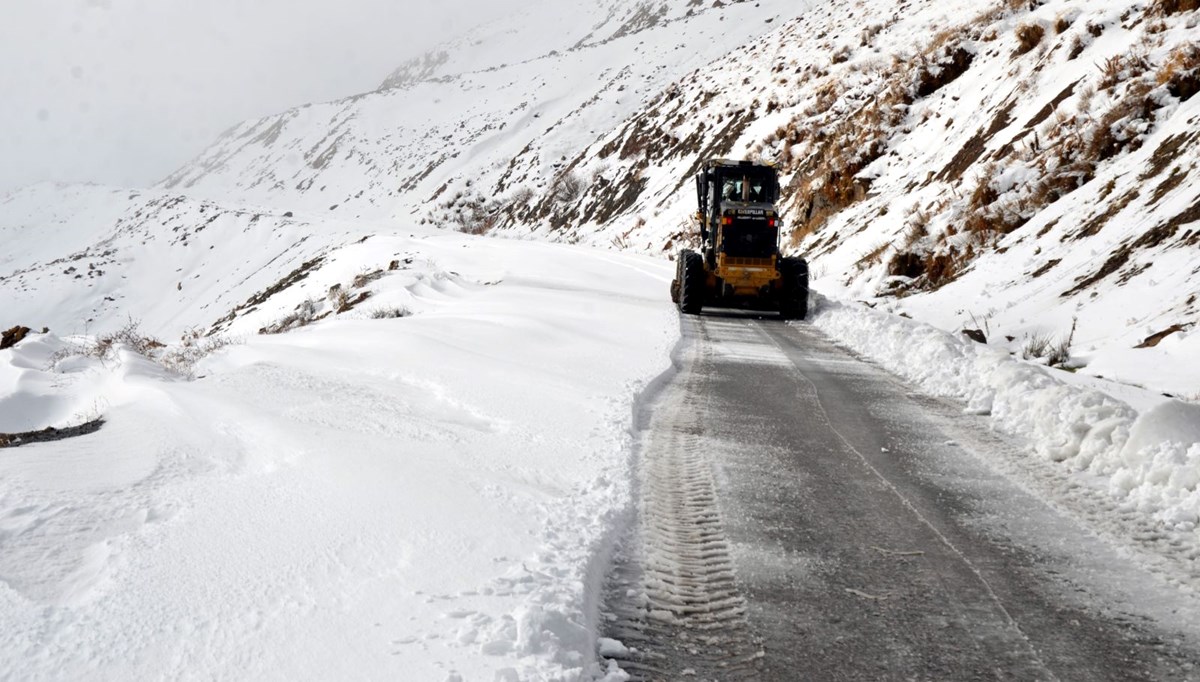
left=603, top=312, right=1200, bottom=681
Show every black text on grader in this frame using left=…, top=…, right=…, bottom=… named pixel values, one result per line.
left=670, top=159, right=808, bottom=319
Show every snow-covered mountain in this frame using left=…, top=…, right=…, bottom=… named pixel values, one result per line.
left=1, top=0, right=807, bottom=340
left=4, top=0, right=1198, bottom=398
left=157, top=0, right=808, bottom=220
left=4, top=1, right=1200, bottom=679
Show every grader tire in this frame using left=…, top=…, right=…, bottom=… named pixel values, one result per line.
left=779, top=257, right=809, bottom=320
left=679, top=250, right=705, bottom=315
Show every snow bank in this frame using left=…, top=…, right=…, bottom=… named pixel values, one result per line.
left=809, top=294, right=1200, bottom=532
left=0, top=232, right=678, bottom=681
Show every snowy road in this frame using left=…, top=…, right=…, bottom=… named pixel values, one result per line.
left=604, top=311, right=1200, bottom=681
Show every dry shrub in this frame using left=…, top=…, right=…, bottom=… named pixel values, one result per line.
left=1088, top=81, right=1156, bottom=162
left=1022, top=332, right=1052, bottom=360
left=1099, top=51, right=1152, bottom=90
left=786, top=77, right=911, bottom=236
left=159, top=328, right=238, bottom=378
left=1022, top=322, right=1075, bottom=366
left=351, top=268, right=385, bottom=289
left=92, top=318, right=163, bottom=358
left=924, top=252, right=962, bottom=288
left=901, top=205, right=931, bottom=248
left=550, top=172, right=585, bottom=205
left=914, top=44, right=975, bottom=98
left=778, top=24, right=988, bottom=241
left=369, top=307, right=411, bottom=319
left=1150, top=0, right=1200, bottom=15
left=454, top=197, right=501, bottom=235
left=1068, top=35, right=1088, bottom=60
left=860, top=23, right=885, bottom=46
left=260, top=298, right=318, bottom=335
left=46, top=318, right=233, bottom=379
left=510, top=186, right=535, bottom=207
left=1015, top=23, right=1046, bottom=55
left=1157, top=43, right=1200, bottom=101
left=328, top=284, right=351, bottom=311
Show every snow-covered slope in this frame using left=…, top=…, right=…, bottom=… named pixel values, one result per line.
left=46, top=0, right=1189, bottom=399
left=1, top=0, right=812, bottom=339
left=508, top=0, right=1200, bottom=396
left=10, top=0, right=1195, bottom=397
left=1, top=223, right=677, bottom=681
left=157, top=0, right=810, bottom=223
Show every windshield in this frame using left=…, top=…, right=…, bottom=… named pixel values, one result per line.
left=719, top=171, right=775, bottom=203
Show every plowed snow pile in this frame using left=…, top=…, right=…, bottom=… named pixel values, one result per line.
left=810, top=295, right=1200, bottom=532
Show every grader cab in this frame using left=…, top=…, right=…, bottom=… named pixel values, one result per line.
left=670, top=159, right=808, bottom=319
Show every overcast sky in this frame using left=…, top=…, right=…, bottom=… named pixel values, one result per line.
left=0, top=0, right=524, bottom=195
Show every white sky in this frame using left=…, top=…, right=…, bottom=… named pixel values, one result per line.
left=0, top=0, right=524, bottom=194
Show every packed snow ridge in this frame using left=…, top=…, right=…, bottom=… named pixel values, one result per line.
left=1, top=0, right=1199, bottom=679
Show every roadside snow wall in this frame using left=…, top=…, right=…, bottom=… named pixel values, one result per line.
left=809, top=294, right=1200, bottom=531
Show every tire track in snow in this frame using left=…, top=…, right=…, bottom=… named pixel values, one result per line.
left=601, top=335, right=765, bottom=680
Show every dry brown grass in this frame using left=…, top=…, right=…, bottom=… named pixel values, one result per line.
left=1149, top=0, right=1200, bottom=15
left=1157, top=43, right=1200, bottom=100
left=924, top=252, right=964, bottom=288
left=1098, top=50, right=1152, bottom=90
left=1015, top=23, right=1047, bottom=54
left=1089, top=80, right=1157, bottom=161
left=856, top=242, right=891, bottom=270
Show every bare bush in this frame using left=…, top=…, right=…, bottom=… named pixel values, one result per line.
left=1157, top=43, right=1200, bottom=100
left=550, top=172, right=585, bottom=205
left=369, top=306, right=411, bottom=319
left=453, top=198, right=501, bottom=235
left=1046, top=337, right=1072, bottom=367
left=1150, top=0, right=1200, bottom=15
left=1015, top=22, right=1046, bottom=55
left=50, top=318, right=164, bottom=366
left=46, top=318, right=233, bottom=379
left=1099, top=51, right=1152, bottom=90
left=260, top=298, right=318, bottom=335
left=328, top=284, right=351, bottom=311
left=351, top=268, right=385, bottom=289
left=159, top=329, right=239, bottom=378
left=510, top=186, right=535, bottom=207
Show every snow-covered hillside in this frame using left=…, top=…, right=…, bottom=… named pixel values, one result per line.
left=11, top=0, right=1191, bottom=398
left=517, top=0, right=1200, bottom=398
left=3, top=0, right=1200, bottom=678
left=157, top=0, right=811, bottom=223
left=1, top=0, right=809, bottom=339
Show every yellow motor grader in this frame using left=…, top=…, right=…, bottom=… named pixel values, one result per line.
left=670, top=159, right=808, bottom=318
